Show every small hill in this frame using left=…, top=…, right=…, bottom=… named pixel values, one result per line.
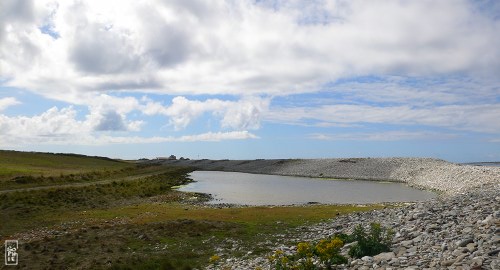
left=0, top=150, right=129, bottom=181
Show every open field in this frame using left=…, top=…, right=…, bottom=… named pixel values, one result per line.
left=0, top=150, right=129, bottom=179
left=0, top=151, right=385, bottom=269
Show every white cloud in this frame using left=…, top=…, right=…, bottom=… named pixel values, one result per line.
left=162, top=96, right=229, bottom=130
left=0, top=0, right=498, bottom=148
left=267, top=104, right=500, bottom=133
left=141, top=96, right=270, bottom=131
left=322, top=76, right=500, bottom=106
left=0, top=104, right=258, bottom=146
left=81, top=93, right=144, bottom=131
left=171, top=131, right=258, bottom=142
left=0, top=107, right=86, bottom=143
left=1, top=0, right=498, bottom=99
left=0, top=97, right=21, bottom=111
left=221, top=97, right=270, bottom=130
left=0, top=93, right=267, bottom=146
left=309, top=131, right=457, bottom=141
left=90, top=110, right=142, bottom=132
left=91, top=131, right=258, bottom=145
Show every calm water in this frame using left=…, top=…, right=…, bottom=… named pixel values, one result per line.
left=179, top=171, right=436, bottom=205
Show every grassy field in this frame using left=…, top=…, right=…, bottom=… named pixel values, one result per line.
left=0, top=151, right=385, bottom=269
left=0, top=150, right=130, bottom=183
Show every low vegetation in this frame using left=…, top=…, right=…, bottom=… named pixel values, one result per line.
left=0, top=165, right=194, bottom=236
left=268, top=238, right=347, bottom=270
left=0, top=150, right=129, bottom=181
left=1, top=151, right=388, bottom=269
left=267, top=223, right=393, bottom=269
left=346, top=223, right=394, bottom=258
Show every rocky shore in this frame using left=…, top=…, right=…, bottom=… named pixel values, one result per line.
left=211, top=183, right=499, bottom=269
left=158, top=158, right=500, bottom=269
left=161, top=158, right=499, bottom=195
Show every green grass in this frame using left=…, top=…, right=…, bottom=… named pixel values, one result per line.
left=0, top=164, right=191, bottom=191
left=0, top=150, right=390, bottom=269
left=0, top=166, right=195, bottom=236
left=0, top=150, right=130, bottom=181
left=0, top=151, right=187, bottom=191
left=4, top=202, right=383, bottom=269
left=2, top=187, right=384, bottom=269
left=80, top=203, right=381, bottom=226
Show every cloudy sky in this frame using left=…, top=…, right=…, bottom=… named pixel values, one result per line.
left=0, top=0, right=499, bottom=162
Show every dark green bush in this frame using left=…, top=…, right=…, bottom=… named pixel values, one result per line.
left=333, top=232, right=352, bottom=244
left=348, top=223, right=394, bottom=258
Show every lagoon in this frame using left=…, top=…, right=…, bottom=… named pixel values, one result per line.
left=179, top=171, right=436, bottom=205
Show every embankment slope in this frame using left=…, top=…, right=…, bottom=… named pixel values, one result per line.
left=160, top=158, right=499, bottom=195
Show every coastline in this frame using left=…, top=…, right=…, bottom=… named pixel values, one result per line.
left=208, top=183, right=500, bottom=269
left=155, top=158, right=500, bottom=269
left=158, top=157, right=500, bottom=196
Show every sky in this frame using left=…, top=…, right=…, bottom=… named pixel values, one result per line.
left=0, top=0, right=499, bottom=162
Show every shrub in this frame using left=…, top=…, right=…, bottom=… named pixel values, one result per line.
left=269, top=223, right=393, bottom=269
left=269, top=237, right=347, bottom=270
left=315, top=238, right=347, bottom=266
left=208, top=254, right=220, bottom=265
left=348, top=223, right=394, bottom=258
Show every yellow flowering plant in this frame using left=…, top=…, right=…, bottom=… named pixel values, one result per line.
left=209, top=254, right=221, bottom=265
left=269, top=223, right=393, bottom=269
left=297, top=242, right=313, bottom=258
left=268, top=249, right=295, bottom=270
left=269, top=237, right=347, bottom=270
left=314, top=238, right=347, bottom=267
